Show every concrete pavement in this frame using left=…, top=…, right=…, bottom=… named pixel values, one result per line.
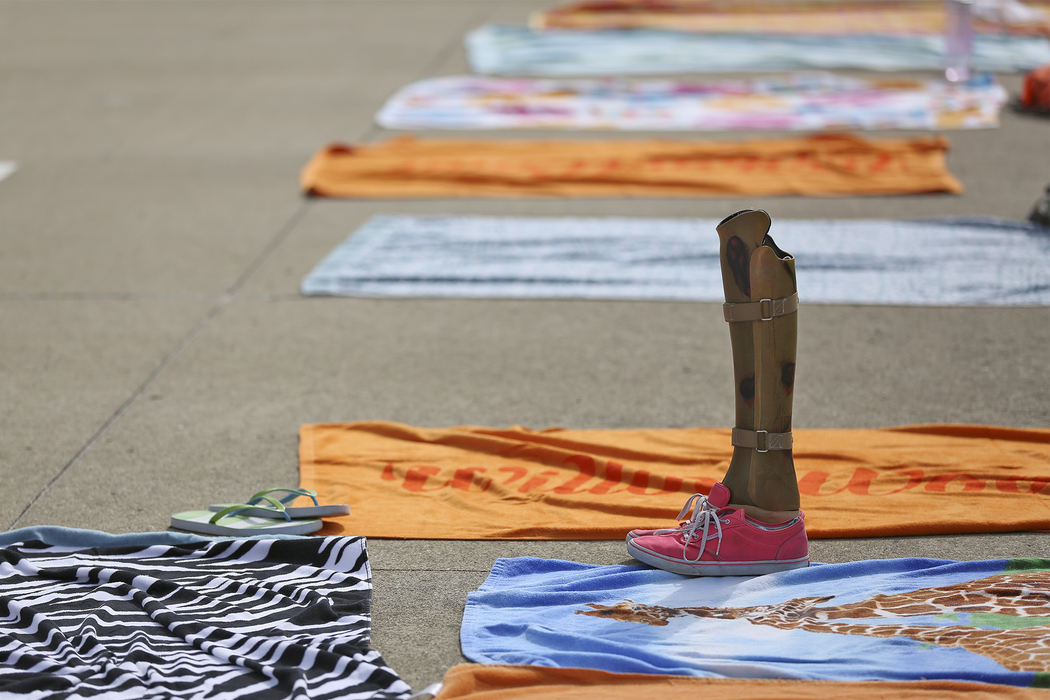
left=1, top=0, right=1048, bottom=691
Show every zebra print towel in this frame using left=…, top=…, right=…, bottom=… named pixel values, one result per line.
left=0, top=534, right=412, bottom=699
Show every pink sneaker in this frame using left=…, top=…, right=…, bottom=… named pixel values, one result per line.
left=626, top=482, right=809, bottom=576
left=625, top=489, right=728, bottom=542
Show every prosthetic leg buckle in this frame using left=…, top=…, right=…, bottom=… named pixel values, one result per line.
left=731, top=427, right=793, bottom=452
left=722, top=292, right=799, bottom=323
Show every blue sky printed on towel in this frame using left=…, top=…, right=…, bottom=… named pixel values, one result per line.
left=461, top=557, right=1050, bottom=687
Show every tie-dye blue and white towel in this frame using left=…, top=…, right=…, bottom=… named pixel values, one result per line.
left=302, top=216, right=1050, bottom=306
left=467, top=24, right=1050, bottom=76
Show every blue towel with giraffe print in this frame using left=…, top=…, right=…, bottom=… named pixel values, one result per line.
left=461, top=557, right=1049, bottom=687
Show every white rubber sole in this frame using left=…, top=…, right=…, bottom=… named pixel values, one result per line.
left=625, top=527, right=684, bottom=543
left=171, top=511, right=324, bottom=537
left=627, top=539, right=809, bottom=576
left=208, top=503, right=350, bottom=519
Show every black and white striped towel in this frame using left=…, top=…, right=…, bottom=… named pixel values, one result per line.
left=0, top=535, right=411, bottom=699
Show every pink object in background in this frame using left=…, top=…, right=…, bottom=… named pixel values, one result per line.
left=946, top=0, right=976, bottom=81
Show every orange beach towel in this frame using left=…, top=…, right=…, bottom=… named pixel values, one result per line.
left=299, top=422, right=1049, bottom=539
left=434, top=665, right=1049, bottom=699
left=531, top=0, right=1050, bottom=37
left=300, top=134, right=962, bottom=198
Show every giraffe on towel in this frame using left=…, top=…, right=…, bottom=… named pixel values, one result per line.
left=577, top=569, right=1050, bottom=673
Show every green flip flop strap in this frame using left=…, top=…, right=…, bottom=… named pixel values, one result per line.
left=209, top=496, right=290, bottom=524
left=247, top=487, right=319, bottom=507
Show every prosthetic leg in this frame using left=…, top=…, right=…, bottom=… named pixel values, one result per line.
left=626, top=209, right=807, bottom=575
left=716, top=209, right=800, bottom=519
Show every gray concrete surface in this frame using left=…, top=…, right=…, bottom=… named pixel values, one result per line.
left=1, top=0, right=1048, bottom=693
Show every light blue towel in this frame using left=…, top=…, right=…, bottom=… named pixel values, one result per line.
left=0, top=525, right=208, bottom=548
left=461, top=557, right=1050, bottom=686
left=467, top=24, right=1050, bottom=75
left=0, top=526, right=310, bottom=548
left=302, top=216, right=1050, bottom=306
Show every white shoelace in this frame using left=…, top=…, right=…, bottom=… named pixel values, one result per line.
left=681, top=504, right=724, bottom=562
left=652, top=492, right=725, bottom=562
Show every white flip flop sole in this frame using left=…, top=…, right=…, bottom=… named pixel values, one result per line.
left=171, top=510, right=323, bottom=537
left=207, top=503, right=350, bottom=519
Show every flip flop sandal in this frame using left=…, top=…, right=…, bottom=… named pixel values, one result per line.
left=207, top=487, right=350, bottom=519
left=171, top=500, right=323, bottom=536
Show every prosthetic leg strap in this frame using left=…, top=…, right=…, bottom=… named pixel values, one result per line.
left=732, top=427, right=793, bottom=452
left=723, top=292, right=799, bottom=323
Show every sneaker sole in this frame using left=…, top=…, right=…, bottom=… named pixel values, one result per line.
left=627, top=540, right=809, bottom=576
left=625, top=529, right=684, bottom=543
